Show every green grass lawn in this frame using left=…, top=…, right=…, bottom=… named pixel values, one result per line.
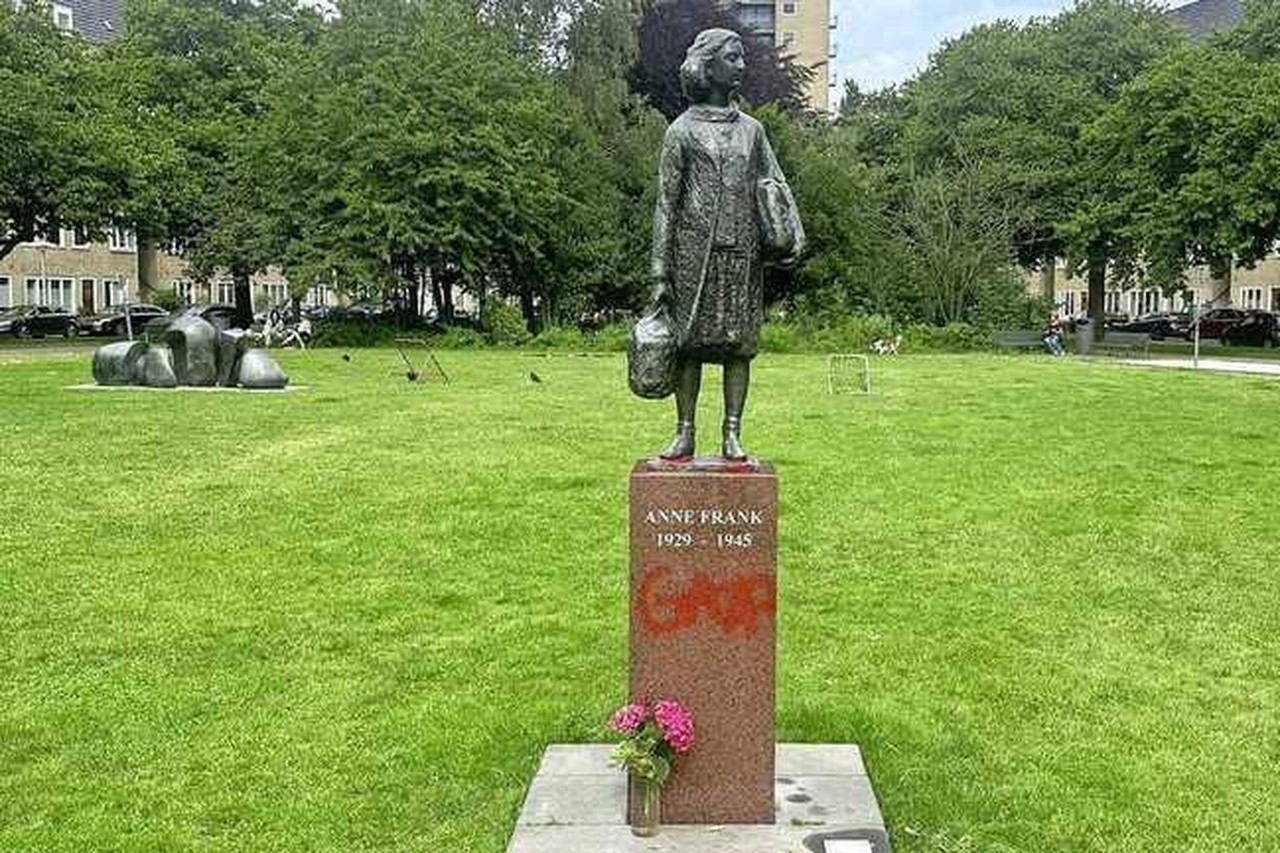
left=2, top=349, right=1278, bottom=853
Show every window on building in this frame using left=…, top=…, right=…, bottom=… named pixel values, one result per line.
left=260, top=282, right=288, bottom=307
left=54, top=4, right=72, bottom=30
left=101, top=278, right=126, bottom=306
left=306, top=284, right=335, bottom=307
left=781, top=31, right=795, bottom=48
left=1136, top=288, right=1161, bottom=316
left=1271, top=287, right=1280, bottom=312
left=217, top=281, right=236, bottom=304
left=1105, top=291, right=1123, bottom=314
left=0, top=276, right=9, bottom=308
left=1059, top=292, right=1076, bottom=315
left=1241, top=287, right=1264, bottom=310
left=781, top=0, right=797, bottom=15
left=737, top=4, right=775, bottom=34
left=33, top=222, right=63, bottom=246
left=72, top=225, right=91, bottom=247
left=175, top=280, right=194, bottom=306
left=25, top=277, right=75, bottom=309
left=107, top=226, right=135, bottom=252
left=52, top=3, right=72, bottom=31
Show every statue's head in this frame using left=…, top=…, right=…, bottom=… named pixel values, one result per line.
left=680, top=28, right=745, bottom=104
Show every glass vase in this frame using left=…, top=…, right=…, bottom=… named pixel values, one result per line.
left=631, top=775, right=661, bottom=837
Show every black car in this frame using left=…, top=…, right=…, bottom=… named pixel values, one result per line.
left=0, top=305, right=80, bottom=338
left=1114, top=313, right=1183, bottom=340
left=1223, top=312, right=1280, bottom=348
left=1185, top=307, right=1248, bottom=341
left=83, top=303, right=169, bottom=336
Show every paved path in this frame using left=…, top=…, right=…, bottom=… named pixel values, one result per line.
left=1120, top=357, right=1280, bottom=376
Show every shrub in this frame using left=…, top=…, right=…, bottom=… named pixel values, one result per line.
left=311, top=318, right=404, bottom=348
left=481, top=300, right=532, bottom=346
left=152, top=287, right=181, bottom=312
left=901, top=322, right=990, bottom=351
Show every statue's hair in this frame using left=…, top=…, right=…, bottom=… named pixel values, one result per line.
left=680, top=28, right=743, bottom=103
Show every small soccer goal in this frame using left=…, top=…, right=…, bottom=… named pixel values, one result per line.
left=393, top=338, right=450, bottom=384
left=828, top=354, right=872, bottom=395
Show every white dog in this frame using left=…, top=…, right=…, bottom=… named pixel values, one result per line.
left=870, top=334, right=902, bottom=356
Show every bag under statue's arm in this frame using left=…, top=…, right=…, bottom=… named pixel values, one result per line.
left=650, top=125, right=686, bottom=308
left=755, top=126, right=806, bottom=266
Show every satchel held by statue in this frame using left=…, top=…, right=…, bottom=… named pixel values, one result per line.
left=755, top=177, right=803, bottom=258
left=628, top=307, right=678, bottom=400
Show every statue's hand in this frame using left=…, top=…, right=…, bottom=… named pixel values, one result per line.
left=649, top=276, right=672, bottom=311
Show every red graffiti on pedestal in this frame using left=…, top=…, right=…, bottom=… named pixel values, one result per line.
left=638, top=566, right=776, bottom=637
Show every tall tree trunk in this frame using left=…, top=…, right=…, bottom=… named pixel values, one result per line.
left=1040, top=262, right=1057, bottom=302
left=430, top=267, right=444, bottom=320
left=406, top=282, right=420, bottom=325
left=137, top=241, right=160, bottom=300
left=232, top=264, right=253, bottom=329
left=519, top=286, right=536, bottom=334
left=1087, top=245, right=1107, bottom=342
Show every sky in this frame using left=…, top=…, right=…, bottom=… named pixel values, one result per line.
left=831, top=0, right=1075, bottom=93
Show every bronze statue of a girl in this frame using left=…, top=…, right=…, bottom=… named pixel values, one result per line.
left=646, top=28, right=804, bottom=461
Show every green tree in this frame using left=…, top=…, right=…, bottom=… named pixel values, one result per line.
left=1221, top=0, right=1280, bottom=60
left=104, top=0, right=321, bottom=324
left=0, top=2, right=132, bottom=262
left=897, top=1, right=1182, bottom=330
left=558, top=0, right=667, bottom=313
left=258, top=0, right=609, bottom=330
left=628, top=0, right=814, bottom=121
left=1076, top=43, right=1280, bottom=293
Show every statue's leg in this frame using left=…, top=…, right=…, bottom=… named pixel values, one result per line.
left=660, top=356, right=701, bottom=459
left=722, top=356, right=751, bottom=460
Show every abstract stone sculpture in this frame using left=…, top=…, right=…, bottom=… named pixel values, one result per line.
left=216, top=329, right=256, bottom=387
left=637, top=27, right=804, bottom=461
left=92, top=341, right=148, bottom=386
left=237, top=349, right=289, bottom=389
left=140, top=345, right=179, bottom=388
left=91, top=319, right=288, bottom=391
left=164, top=315, right=219, bottom=386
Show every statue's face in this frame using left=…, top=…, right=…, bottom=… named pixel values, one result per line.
left=708, top=38, right=745, bottom=92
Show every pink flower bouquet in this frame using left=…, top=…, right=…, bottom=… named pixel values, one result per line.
left=608, top=698, right=695, bottom=785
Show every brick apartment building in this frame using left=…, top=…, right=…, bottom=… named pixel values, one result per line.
left=0, top=0, right=327, bottom=316
left=733, top=0, right=836, bottom=112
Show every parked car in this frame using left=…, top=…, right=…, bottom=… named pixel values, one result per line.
left=143, top=304, right=243, bottom=337
left=1065, top=313, right=1130, bottom=333
left=1185, top=308, right=1248, bottom=341
left=1222, top=311, right=1280, bottom=348
left=82, top=303, right=169, bottom=336
left=1114, top=313, right=1182, bottom=340
left=0, top=305, right=80, bottom=338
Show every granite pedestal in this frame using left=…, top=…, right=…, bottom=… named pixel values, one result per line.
left=506, top=744, right=892, bottom=853
left=630, top=458, right=778, bottom=824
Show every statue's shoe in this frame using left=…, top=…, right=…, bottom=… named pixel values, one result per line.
left=659, top=425, right=695, bottom=460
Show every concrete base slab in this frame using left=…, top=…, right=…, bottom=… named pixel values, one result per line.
left=508, top=744, right=891, bottom=853
left=66, top=383, right=307, bottom=393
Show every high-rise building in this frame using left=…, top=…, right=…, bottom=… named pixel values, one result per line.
left=46, top=0, right=124, bottom=43
left=734, top=0, right=835, bottom=112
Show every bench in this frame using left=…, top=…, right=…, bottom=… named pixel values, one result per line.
left=1094, top=331, right=1151, bottom=358
left=993, top=330, right=1047, bottom=350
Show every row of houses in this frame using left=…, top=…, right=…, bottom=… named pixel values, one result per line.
left=0, top=229, right=331, bottom=315
left=1030, top=252, right=1280, bottom=321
